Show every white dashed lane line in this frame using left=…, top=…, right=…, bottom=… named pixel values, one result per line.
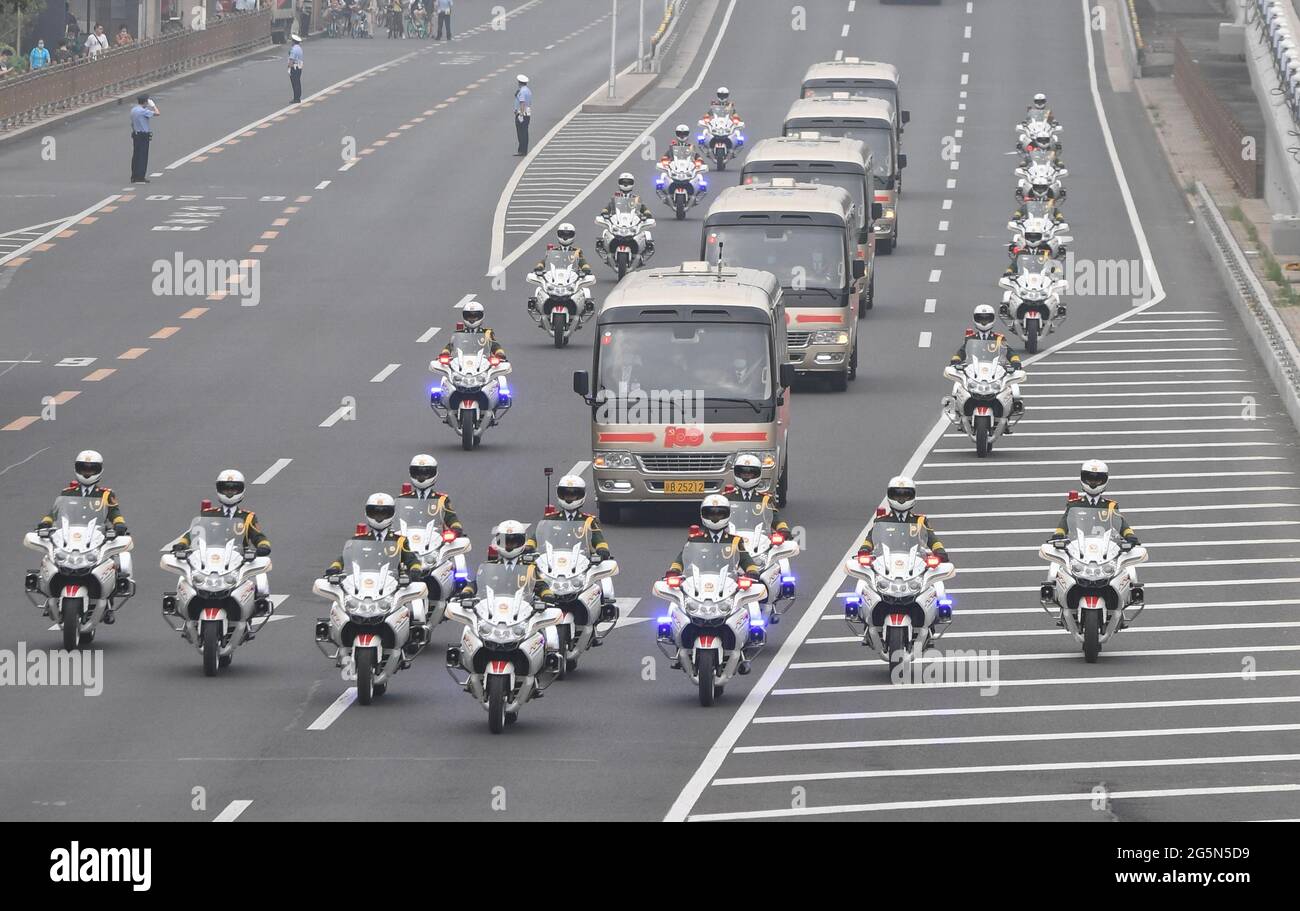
left=370, top=364, right=401, bottom=383
left=252, top=458, right=293, bottom=485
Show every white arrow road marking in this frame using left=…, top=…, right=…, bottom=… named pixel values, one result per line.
left=213, top=799, right=253, bottom=821
left=308, top=689, right=357, bottom=731
left=252, top=458, right=292, bottom=485
left=614, top=597, right=649, bottom=629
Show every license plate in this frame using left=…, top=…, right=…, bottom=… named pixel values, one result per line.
left=664, top=480, right=705, bottom=495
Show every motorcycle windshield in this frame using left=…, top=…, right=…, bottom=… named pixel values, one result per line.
left=681, top=541, right=740, bottom=576
left=474, top=564, right=533, bottom=601
left=670, top=146, right=697, bottom=162
left=535, top=519, right=591, bottom=556
left=1024, top=201, right=1054, bottom=219
left=544, top=249, right=579, bottom=271
left=728, top=497, right=774, bottom=533
left=341, top=539, right=401, bottom=577
left=963, top=337, right=1004, bottom=363
left=394, top=500, right=445, bottom=553
left=868, top=521, right=922, bottom=553
left=448, top=331, right=490, bottom=359
left=186, top=516, right=244, bottom=549
left=50, top=495, right=107, bottom=530
left=1066, top=505, right=1124, bottom=541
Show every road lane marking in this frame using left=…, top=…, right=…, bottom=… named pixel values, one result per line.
left=118, top=348, right=148, bottom=360
left=252, top=459, right=293, bottom=485
left=2, top=416, right=39, bottom=431
left=319, top=406, right=352, bottom=428
left=83, top=368, right=115, bottom=381
left=308, top=689, right=357, bottom=730
left=924, top=298, right=936, bottom=313
left=371, top=364, right=401, bottom=383
left=150, top=327, right=180, bottom=339
left=315, top=180, right=331, bottom=190
left=0, top=195, right=120, bottom=268
left=918, top=332, right=932, bottom=348
left=567, top=459, right=592, bottom=476
left=416, top=326, right=441, bottom=343
left=213, top=800, right=253, bottom=822
left=180, top=307, right=207, bottom=319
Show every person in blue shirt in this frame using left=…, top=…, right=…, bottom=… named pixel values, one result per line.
left=514, top=74, right=531, bottom=156
left=129, top=94, right=159, bottom=183
left=288, top=35, right=304, bottom=103
left=30, top=40, right=51, bottom=70
left=434, top=0, right=452, bottom=39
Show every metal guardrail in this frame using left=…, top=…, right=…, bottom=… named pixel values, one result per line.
left=0, top=11, right=272, bottom=133
left=1249, top=0, right=1300, bottom=129
left=1173, top=37, right=1263, bottom=198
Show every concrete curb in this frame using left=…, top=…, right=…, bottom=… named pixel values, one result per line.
left=1193, top=180, right=1300, bottom=434
left=580, top=72, right=659, bottom=113
left=1116, top=0, right=1143, bottom=77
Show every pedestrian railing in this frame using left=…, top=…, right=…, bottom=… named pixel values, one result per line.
left=1248, top=0, right=1300, bottom=131
left=1173, top=36, right=1263, bottom=198
left=0, top=11, right=272, bottom=134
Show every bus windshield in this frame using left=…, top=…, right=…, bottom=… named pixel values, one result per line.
left=705, top=224, right=847, bottom=292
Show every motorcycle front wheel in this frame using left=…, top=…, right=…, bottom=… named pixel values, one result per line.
left=1082, top=609, right=1102, bottom=663
left=202, top=620, right=220, bottom=677
left=460, top=414, right=474, bottom=451
left=975, top=418, right=991, bottom=458
left=552, top=314, right=566, bottom=349
left=697, top=649, right=718, bottom=707
left=487, top=674, right=509, bottom=733
left=356, top=647, right=376, bottom=704
left=61, top=599, right=80, bottom=651
left=675, top=198, right=687, bottom=220
left=1026, top=319, right=1040, bottom=354
left=555, top=626, right=570, bottom=680
left=885, top=625, right=909, bottom=675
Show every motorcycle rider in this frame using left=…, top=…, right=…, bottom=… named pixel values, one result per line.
left=1046, top=460, right=1144, bottom=616
left=857, top=477, right=952, bottom=624
left=37, top=450, right=132, bottom=622
left=1025, top=92, right=1059, bottom=127
left=459, top=520, right=553, bottom=602
left=708, top=86, right=737, bottom=118
left=668, top=495, right=763, bottom=670
left=596, top=173, right=655, bottom=258
left=534, top=475, right=617, bottom=634
left=533, top=223, right=593, bottom=277
left=725, top=454, right=790, bottom=537
left=668, top=122, right=695, bottom=150
left=398, top=453, right=464, bottom=535
left=951, top=304, right=1025, bottom=431
left=441, top=299, right=506, bottom=360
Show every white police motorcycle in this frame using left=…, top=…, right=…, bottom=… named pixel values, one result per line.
left=23, top=495, right=135, bottom=649
left=430, top=329, right=513, bottom=451
left=941, top=335, right=1026, bottom=457
left=726, top=496, right=800, bottom=623
left=998, top=260, right=1068, bottom=354
left=526, top=247, right=597, bottom=349
left=394, top=496, right=472, bottom=630
left=531, top=516, right=620, bottom=677
left=655, top=145, right=709, bottom=220
left=595, top=197, right=655, bottom=280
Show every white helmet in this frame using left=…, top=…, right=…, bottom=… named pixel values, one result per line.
left=973, top=304, right=997, bottom=332
left=674, top=123, right=691, bottom=141
left=700, top=494, right=732, bottom=532
left=365, top=492, right=396, bottom=532
left=496, top=519, right=529, bottom=560
left=617, top=172, right=636, bottom=193
left=215, top=469, right=246, bottom=507
left=462, top=299, right=485, bottom=329
left=74, top=450, right=103, bottom=486
left=556, top=474, right=586, bottom=512
left=409, top=453, right=438, bottom=491
left=1032, top=93, right=1047, bottom=109
left=1080, top=459, right=1109, bottom=497
left=716, top=86, right=731, bottom=101
left=886, top=475, right=916, bottom=514
left=733, top=453, right=762, bottom=491
left=556, top=223, right=577, bottom=247
left=517, top=74, right=529, bottom=84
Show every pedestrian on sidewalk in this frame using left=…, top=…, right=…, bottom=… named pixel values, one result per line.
left=513, top=74, right=531, bottom=156
left=30, top=40, right=51, bottom=70
left=129, top=94, right=159, bottom=183
left=288, top=34, right=304, bottom=102
left=85, top=23, right=109, bottom=59
left=434, top=0, right=451, bottom=40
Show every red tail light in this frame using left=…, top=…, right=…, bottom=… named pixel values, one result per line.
left=438, top=352, right=451, bottom=365
left=355, top=523, right=367, bottom=536
left=770, top=531, right=785, bottom=545
left=857, top=553, right=874, bottom=567
left=441, top=529, right=457, bottom=542
left=737, top=577, right=753, bottom=590
left=489, top=355, right=501, bottom=367
left=875, top=506, right=887, bottom=518
left=200, top=499, right=212, bottom=511
left=400, top=483, right=413, bottom=496
left=666, top=574, right=682, bottom=589
left=924, top=554, right=942, bottom=569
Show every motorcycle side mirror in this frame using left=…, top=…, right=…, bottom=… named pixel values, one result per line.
left=573, top=369, right=590, bottom=399
left=871, top=202, right=883, bottom=220
left=897, top=153, right=907, bottom=169
left=779, top=362, right=795, bottom=389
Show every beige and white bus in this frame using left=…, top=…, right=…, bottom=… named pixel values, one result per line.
left=701, top=180, right=864, bottom=391
left=741, top=134, right=879, bottom=310
left=572, top=262, right=793, bottom=524
left=783, top=95, right=906, bottom=253
left=799, top=58, right=909, bottom=138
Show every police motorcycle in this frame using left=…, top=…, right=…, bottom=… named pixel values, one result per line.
left=655, top=145, right=710, bottom=220
left=23, top=495, right=135, bottom=650
left=394, top=493, right=472, bottom=631
left=159, top=508, right=273, bottom=676
left=843, top=513, right=956, bottom=673
left=444, top=562, right=564, bottom=733
left=526, top=246, right=597, bottom=349
left=998, top=258, right=1068, bottom=354
left=941, top=334, right=1027, bottom=457
left=697, top=102, right=745, bottom=171
left=530, top=515, right=620, bottom=677
left=1039, top=498, right=1150, bottom=663
left=653, top=540, right=768, bottom=707
left=312, top=535, right=430, bottom=704
left=430, top=329, right=513, bottom=451
left=595, top=197, right=656, bottom=280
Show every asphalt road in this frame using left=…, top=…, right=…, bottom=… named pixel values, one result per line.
left=1, top=0, right=1297, bottom=822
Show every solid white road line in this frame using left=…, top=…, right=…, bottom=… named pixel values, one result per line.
left=307, top=689, right=357, bottom=731
left=947, top=537, right=1298, bottom=553
left=370, top=364, right=401, bottom=383
left=754, top=695, right=1300, bottom=726
left=923, top=486, right=1297, bottom=502
left=213, top=799, right=253, bottom=822
left=252, top=459, right=292, bottom=485
left=713, top=753, right=1300, bottom=788
left=0, top=195, right=120, bottom=267
left=921, top=470, right=1285, bottom=485
left=773, top=669, right=1300, bottom=698
left=687, top=784, right=1300, bottom=821
left=926, top=456, right=1282, bottom=470
left=791, top=644, right=1300, bottom=667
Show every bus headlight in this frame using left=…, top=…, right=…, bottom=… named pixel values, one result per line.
left=810, top=330, right=850, bottom=346
left=594, top=451, right=636, bottom=470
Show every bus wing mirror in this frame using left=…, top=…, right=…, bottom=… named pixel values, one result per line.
left=897, top=153, right=908, bottom=170
left=901, top=110, right=911, bottom=124
left=852, top=258, right=866, bottom=280
left=871, top=202, right=883, bottom=220
left=572, top=370, right=590, bottom=399
left=779, top=362, right=795, bottom=389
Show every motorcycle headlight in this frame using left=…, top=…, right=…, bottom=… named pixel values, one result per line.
left=908, top=577, right=923, bottom=593
left=685, top=599, right=723, bottom=619
left=810, top=330, right=850, bottom=346
left=1069, top=560, right=1088, bottom=576
left=594, top=451, right=637, bottom=470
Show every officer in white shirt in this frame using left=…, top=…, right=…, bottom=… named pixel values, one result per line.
left=514, top=74, right=532, bottom=156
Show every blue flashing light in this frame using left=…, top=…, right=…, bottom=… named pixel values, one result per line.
left=431, top=388, right=442, bottom=400
left=937, top=597, right=953, bottom=608
left=749, top=616, right=766, bottom=630
left=454, top=570, right=469, bottom=582
left=697, top=133, right=707, bottom=143
left=781, top=574, right=796, bottom=584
